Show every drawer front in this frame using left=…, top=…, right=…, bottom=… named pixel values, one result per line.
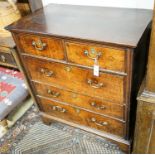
left=18, top=34, right=65, bottom=60
left=24, top=56, right=125, bottom=103
left=0, top=52, right=16, bottom=66
left=38, top=97, right=125, bottom=137
left=66, top=42, right=126, bottom=72
left=34, top=82, right=125, bottom=119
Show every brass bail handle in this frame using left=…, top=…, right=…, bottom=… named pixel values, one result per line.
left=90, top=117, right=108, bottom=126
left=90, top=102, right=106, bottom=110
left=47, top=89, right=60, bottom=98
left=52, top=105, right=67, bottom=113
left=32, top=39, right=47, bottom=51
left=87, top=79, right=104, bottom=89
left=0, top=55, right=6, bottom=62
left=84, top=48, right=102, bottom=60
left=40, top=68, right=54, bottom=77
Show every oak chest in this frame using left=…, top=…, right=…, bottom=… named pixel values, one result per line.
left=6, top=4, right=152, bottom=152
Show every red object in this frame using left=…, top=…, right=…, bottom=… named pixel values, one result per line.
left=0, top=82, right=16, bottom=102
left=0, top=67, right=24, bottom=102
left=0, top=67, right=23, bottom=80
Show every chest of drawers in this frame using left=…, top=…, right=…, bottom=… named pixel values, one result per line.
left=6, top=4, right=152, bottom=152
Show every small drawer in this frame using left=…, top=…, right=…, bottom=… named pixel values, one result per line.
left=24, top=56, right=125, bottom=104
left=66, top=42, right=126, bottom=73
left=18, top=34, right=65, bottom=60
left=0, top=51, right=16, bottom=66
left=38, top=97, right=125, bottom=138
left=33, top=82, right=125, bottom=119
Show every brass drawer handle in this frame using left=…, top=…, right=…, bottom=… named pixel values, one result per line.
left=87, top=79, right=104, bottom=89
left=90, top=117, right=108, bottom=126
left=84, top=48, right=102, bottom=60
left=32, top=39, right=47, bottom=51
left=90, top=102, right=106, bottom=110
left=47, top=89, right=60, bottom=98
left=40, top=68, right=54, bottom=77
left=0, top=55, right=6, bottom=63
left=50, top=105, right=67, bottom=113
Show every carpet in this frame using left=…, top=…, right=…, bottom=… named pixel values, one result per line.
left=0, top=105, right=123, bottom=154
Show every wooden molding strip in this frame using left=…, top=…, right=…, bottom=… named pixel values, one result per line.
left=146, top=2, right=155, bottom=92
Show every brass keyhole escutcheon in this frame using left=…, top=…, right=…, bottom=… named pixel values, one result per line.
left=72, top=93, right=77, bottom=98
left=75, top=108, right=80, bottom=114
left=65, top=66, right=71, bottom=72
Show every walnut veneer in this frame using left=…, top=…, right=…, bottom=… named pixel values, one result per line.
left=6, top=4, right=153, bottom=153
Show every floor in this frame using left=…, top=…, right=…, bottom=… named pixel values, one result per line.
left=0, top=105, right=123, bottom=154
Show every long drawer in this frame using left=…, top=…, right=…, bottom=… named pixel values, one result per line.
left=23, top=56, right=125, bottom=104
left=38, top=96, right=125, bottom=138
left=33, top=82, right=125, bottom=119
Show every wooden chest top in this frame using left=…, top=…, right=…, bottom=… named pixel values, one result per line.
left=6, top=4, right=153, bottom=48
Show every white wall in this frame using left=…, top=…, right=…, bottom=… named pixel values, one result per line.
left=42, top=0, right=154, bottom=10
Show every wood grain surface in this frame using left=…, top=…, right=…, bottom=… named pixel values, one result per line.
left=66, top=41, right=126, bottom=72
left=33, top=82, right=125, bottom=119
left=146, top=3, right=155, bottom=92
left=23, top=56, right=125, bottom=104
left=19, top=33, right=65, bottom=60
left=6, top=4, right=153, bottom=48
left=38, top=96, right=125, bottom=138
